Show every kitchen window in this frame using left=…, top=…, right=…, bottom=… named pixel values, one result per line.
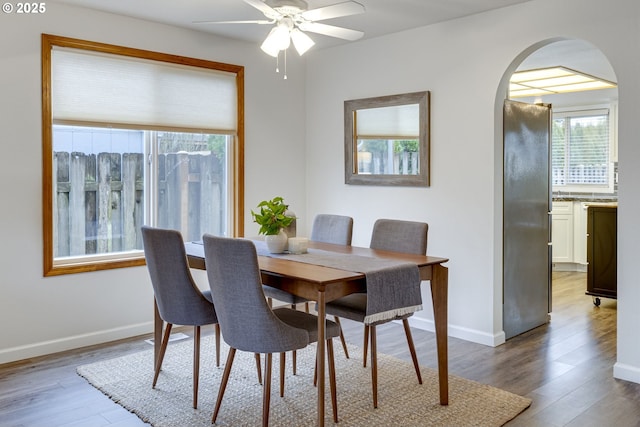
left=551, top=106, right=615, bottom=193
left=42, top=34, right=244, bottom=276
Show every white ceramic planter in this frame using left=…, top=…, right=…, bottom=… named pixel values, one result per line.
left=265, top=229, right=288, bottom=253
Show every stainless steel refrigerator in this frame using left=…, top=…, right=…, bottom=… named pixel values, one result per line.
left=503, top=100, right=552, bottom=339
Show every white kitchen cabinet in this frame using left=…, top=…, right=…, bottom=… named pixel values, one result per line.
left=551, top=201, right=574, bottom=263
left=551, top=200, right=612, bottom=270
left=574, top=203, right=588, bottom=265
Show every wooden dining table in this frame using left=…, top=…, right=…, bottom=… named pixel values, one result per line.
left=158, top=240, right=449, bottom=427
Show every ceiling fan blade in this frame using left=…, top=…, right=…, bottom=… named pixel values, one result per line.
left=301, top=1, right=365, bottom=22
left=298, top=22, right=364, bottom=41
left=193, top=19, right=273, bottom=25
left=243, top=0, right=279, bottom=18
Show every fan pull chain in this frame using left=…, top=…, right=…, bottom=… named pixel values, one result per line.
left=272, top=49, right=288, bottom=80
left=284, top=48, right=288, bottom=80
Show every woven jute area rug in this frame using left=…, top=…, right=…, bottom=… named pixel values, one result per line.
left=77, top=336, right=531, bottom=426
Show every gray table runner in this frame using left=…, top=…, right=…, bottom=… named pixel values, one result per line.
left=253, top=240, right=422, bottom=324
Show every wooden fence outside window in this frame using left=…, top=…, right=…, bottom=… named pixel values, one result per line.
left=53, top=151, right=224, bottom=258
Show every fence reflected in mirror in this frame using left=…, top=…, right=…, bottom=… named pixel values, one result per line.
left=344, top=91, right=430, bottom=186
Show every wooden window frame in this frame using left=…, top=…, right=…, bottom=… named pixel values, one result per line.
left=42, top=34, right=244, bottom=276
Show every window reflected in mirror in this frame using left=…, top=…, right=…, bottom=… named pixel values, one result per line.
left=345, top=91, right=430, bottom=186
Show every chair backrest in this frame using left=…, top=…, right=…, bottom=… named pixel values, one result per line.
left=202, top=235, right=309, bottom=353
left=310, top=214, right=354, bottom=245
left=369, top=219, right=428, bottom=255
left=141, top=226, right=217, bottom=326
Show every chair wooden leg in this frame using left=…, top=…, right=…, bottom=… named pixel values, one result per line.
left=290, top=304, right=297, bottom=375
left=267, top=297, right=273, bottom=308
left=255, top=353, right=263, bottom=385
left=363, top=325, right=370, bottom=367
left=313, top=351, right=317, bottom=387
left=193, top=325, right=200, bottom=409
left=403, top=319, right=423, bottom=384
left=370, top=325, right=378, bottom=408
left=152, top=323, right=172, bottom=388
left=334, top=317, right=350, bottom=359
left=263, top=353, right=272, bottom=427
left=214, top=323, right=221, bottom=367
left=212, top=347, right=236, bottom=424
left=279, top=352, right=285, bottom=397
left=327, top=339, right=339, bottom=423
left=304, top=302, right=309, bottom=313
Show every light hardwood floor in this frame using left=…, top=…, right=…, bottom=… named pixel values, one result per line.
left=1, top=272, right=638, bottom=426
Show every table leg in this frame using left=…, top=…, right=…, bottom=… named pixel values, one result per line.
left=153, top=298, right=163, bottom=372
left=430, top=264, right=449, bottom=405
left=316, top=290, right=326, bottom=427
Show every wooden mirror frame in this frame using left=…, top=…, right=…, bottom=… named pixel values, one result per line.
left=344, top=91, right=430, bottom=186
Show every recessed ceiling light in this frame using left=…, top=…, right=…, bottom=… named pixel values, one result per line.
left=509, top=66, right=616, bottom=98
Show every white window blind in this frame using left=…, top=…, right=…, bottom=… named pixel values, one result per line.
left=552, top=108, right=610, bottom=187
left=356, top=104, right=419, bottom=138
left=51, top=47, right=237, bottom=132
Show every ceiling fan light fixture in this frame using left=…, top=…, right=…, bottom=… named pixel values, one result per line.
left=260, top=27, right=282, bottom=57
left=290, top=28, right=315, bottom=55
left=261, top=22, right=291, bottom=57
left=273, top=21, right=292, bottom=49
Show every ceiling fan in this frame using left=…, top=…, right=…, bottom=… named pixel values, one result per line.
left=196, top=0, right=365, bottom=57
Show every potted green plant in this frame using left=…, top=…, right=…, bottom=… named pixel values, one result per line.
left=251, top=196, right=294, bottom=253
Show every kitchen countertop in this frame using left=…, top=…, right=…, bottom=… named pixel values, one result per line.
left=552, top=194, right=617, bottom=203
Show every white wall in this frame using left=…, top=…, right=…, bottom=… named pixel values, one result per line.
left=2, top=0, right=639, bottom=386
left=0, top=3, right=308, bottom=363
left=304, top=0, right=640, bottom=383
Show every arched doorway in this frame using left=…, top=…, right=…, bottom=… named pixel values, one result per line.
left=498, top=38, right=618, bottom=339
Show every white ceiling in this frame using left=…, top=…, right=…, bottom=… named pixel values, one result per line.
left=49, top=0, right=617, bottom=104
left=49, top=0, right=534, bottom=50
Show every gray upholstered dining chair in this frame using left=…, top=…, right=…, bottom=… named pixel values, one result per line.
left=202, top=234, right=341, bottom=426
left=262, top=214, right=354, bottom=371
left=310, top=213, right=354, bottom=246
left=141, top=225, right=220, bottom=409
left=325, top=218, right=428, bottom=408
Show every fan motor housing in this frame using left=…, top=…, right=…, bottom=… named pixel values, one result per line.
left=266, top=0, right=308, bottom=15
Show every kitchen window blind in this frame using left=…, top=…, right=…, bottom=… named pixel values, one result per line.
left=552, top=108, right=611, bottom=188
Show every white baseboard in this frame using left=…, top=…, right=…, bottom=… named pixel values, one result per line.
left=2, top=317, right=514, bottom=365
left=0, top=322, right=153, bottom=365
left=552, top=262, right=587, bottom=272
left=407, top=317, right=505, bottom=347
left=613, top=362, right=640, bottom=385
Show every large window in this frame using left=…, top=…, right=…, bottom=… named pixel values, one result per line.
left=552, top=107, right=614, bottom=192
left=42, top=34, right=244, bottom=276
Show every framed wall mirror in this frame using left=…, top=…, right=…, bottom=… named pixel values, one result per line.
left=344, top=91, right=430, bottom=186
